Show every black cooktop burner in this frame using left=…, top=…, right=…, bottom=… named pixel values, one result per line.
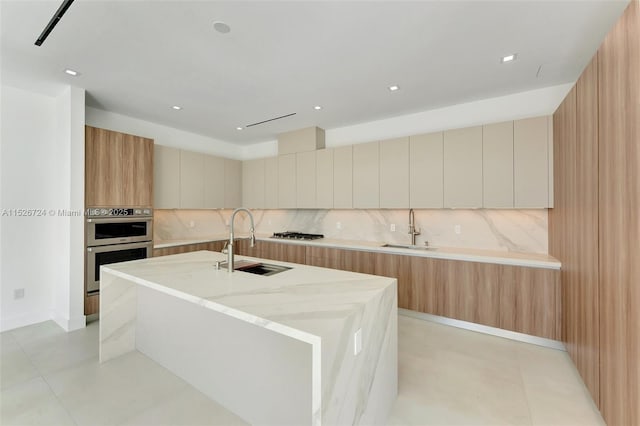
left=272, top=231, right=324, bottom=241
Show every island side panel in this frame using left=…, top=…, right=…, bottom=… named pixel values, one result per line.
left=322, top=280, right=398, bottom=425
left=99, top=269, right=138, bottom=362
left=135, top=285, right=318, bottom=426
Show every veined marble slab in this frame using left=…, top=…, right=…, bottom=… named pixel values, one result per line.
left=100, top=251, right=397, bottom=425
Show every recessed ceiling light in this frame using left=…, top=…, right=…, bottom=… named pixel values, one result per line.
left=314, top=105, right=322, bottom=110
left=172, top=105, right=182, bottom=110
left=64, top=68, right=79, bottom=76
left=213, top=21, right=231, bottom=34
left=501, top=54, right=517, bottom=63
left=236, top=127, right=243, bottom=131
left=388, top=85, right=400, bottom=91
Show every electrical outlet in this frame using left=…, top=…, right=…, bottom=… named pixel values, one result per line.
left=336, top=222, right=342, bottom=230
left=454, top=225, right=461, bottom=235
left=390, top=223, right=396, bottom=232
left=14, top=288, right=25, bottom=300
left=354, top=328, right=362, bottom=355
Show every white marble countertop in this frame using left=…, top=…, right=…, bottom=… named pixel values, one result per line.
left=154, top=234, right=561, bottom=269
left=103, top=250, right=395, bottom=342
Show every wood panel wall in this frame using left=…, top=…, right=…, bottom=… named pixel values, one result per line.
left=550, top=1, right=639, bottom=424
left=598, top=1, right=639, bottom=424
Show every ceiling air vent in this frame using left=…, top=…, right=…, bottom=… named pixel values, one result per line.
left=245, top=112, right=297, bottom=128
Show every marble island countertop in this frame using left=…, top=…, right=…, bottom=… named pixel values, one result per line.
left=154, top=234, right=561, bottom=269
left=100, top=250, right=398, bottom=424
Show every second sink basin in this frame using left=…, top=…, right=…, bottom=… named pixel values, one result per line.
left=381, top=243, right=438, bottom=251
left=229, top=260, right=292, bottom=276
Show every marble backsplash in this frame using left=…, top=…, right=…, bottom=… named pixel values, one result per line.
left=154, top=208, right=548, bottom=254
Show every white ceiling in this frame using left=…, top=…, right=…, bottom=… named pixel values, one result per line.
left=1, top=0, right=630, bottom=146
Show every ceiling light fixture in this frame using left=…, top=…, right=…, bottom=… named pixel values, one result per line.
left=501, top=53, right=517, bottom=63
left=64, top=68, right=79, bottom=76
left=172, top=105, right=182, bottom=110
left=388, top=85, right=400, bottom=91
left=314, top=105, right=322, bottom=110
left=213, top=21, right=231, bottom=34
left=236, top=127, right=243, bottom=130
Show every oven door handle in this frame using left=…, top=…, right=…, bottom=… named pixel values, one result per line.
left=87, top=217, right=153, bottom=224
left=87, top=241, right=153, bottom=253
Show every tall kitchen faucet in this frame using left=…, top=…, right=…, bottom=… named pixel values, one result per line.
left=226, top=208, right=256, bottom=272
left=408, top=209, right=421, bottom=245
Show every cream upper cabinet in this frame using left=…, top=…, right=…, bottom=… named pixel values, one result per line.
left=483, top=121, right=514, bottom=208
left=264, top=156, right=278, bottom=209
left=179, top=150, right=205, bottom=208
left=242, top=158, right=265, bottom=209
left=224, top=159, right=242, bottom=208
left=514, top=117, right=549, bottom=208
left=353, top=141, right=380, bottom=208
left=444, top=126, right=483, bottom=208
left=380, top=137, right=409, bottom=208
left=278, top=154, right=297, bottom=208
left=203, top=154, right=224, bottom=208
left=154, top=145, right=180, bottom=208
left=316, top=149, right=334, bottom=209
left=296, top=151, right=316, bottom=208
left=409, top=132, right=443, bottom=208
left=333, top=145, right=353, bottom=209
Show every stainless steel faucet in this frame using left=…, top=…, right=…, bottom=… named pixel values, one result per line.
left=226, top=208, right=256, bottom=272
left=408, top=208, right=421, bottom=245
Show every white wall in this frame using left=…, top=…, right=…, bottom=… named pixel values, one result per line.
left=1, top=86, right=58, bottom=330
left=240, top=83, right=572, bottom=159
left=0, top=85, right=85, bottom=332
left=85, top=107, right=244, bottom=160
left=51, top=87, right=86, bottom=331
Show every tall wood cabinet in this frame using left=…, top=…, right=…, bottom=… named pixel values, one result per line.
left=550, top=2, right=639, bottom=424
left=85, top=126, right=153, bottom=207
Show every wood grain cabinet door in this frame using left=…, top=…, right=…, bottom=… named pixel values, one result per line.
left=85, top=126, right=153, bottom=207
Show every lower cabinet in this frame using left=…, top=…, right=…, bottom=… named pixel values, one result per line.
left=153, top=241, right=226, bottom=257
left=153, top=239, right=560, bottom=340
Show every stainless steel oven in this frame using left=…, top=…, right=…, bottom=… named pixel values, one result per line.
left=86, top=241, right=152, bottom=294
left=86, top=208, right=153, bottom=246
left=85, top=207, right=153, bottom=295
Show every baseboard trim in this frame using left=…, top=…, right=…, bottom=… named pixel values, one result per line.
left=0, top=311, right=52, bottom=333
left=398, top=308, right=566, bottom=351
left=53, top=313, right=86, bottom=332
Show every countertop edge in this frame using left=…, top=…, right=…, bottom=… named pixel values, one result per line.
left=153, top=237, right=561, bottom=270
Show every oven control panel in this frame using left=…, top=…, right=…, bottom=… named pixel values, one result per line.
left=86, top=207, right=152, bottom=218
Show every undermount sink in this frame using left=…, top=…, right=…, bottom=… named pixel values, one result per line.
left=222, top=260, right=292, bottom=276
left=381, top=243, right=439, bottom=251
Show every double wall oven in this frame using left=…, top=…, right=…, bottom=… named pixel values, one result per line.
left=85, top=208, right=153, bottom=295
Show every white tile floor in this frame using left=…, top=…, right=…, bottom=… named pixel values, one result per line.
left=0, top=315, right=604, bottom=426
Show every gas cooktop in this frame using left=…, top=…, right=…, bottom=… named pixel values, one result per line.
left=271, top=231, right=324, bottom=241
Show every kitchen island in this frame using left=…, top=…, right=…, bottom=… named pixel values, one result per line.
left=99, top=250, right=397, bottom=426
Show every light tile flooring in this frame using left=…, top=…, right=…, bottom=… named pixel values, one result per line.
left=1, top=316, right=603, bottom=426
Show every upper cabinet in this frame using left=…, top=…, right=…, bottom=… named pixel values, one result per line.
left=296, top=151, right=317, bottom=208
left=154, top=147, right=240, bottom=209
left=154, top=145, right=180, bottom=209
left=85, top=126, right=154, bottom=208
left=443, top=126, right=483, bottom=208
left=380, top=137, right=409, bottom=208
left=224, top=159, right=242, bottom=208
left=242, top=158, right=265, bottom=209
left=278, top=154, right=297, bottom=208
left=514, top=117, right=550, bottom=208
left=353, top=141, right=380, bottom=208
left=204, top=155, right=225, bottom=208
left=409, top=132, right=443, bottom=208
left=264, top=157, right=279, bottom=209
left=333, top=146, right=353, bottom=209
left=483, top=121, right=514, bottom=208
left=316, top=149, right=334, bottom=209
